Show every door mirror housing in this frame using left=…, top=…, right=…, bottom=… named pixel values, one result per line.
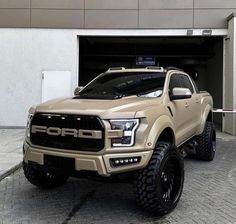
left=170, top=87, right=192, bottom=101
left=74, top=86, right=84, bottom=96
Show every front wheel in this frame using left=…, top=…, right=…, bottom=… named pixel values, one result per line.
left=23, top=162, right=68, bottom=189
left=133, top=142, right=184, bottom=215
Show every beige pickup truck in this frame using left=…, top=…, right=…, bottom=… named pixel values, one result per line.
left=23, top=67, right=215, bottom=215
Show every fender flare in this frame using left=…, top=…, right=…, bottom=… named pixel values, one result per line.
left=145, top=115, right=176, bottom=149
left=196, top=104, right=213, bottom=135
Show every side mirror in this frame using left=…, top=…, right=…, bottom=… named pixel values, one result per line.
left=74, top=86, right=84, bottom=96
left=170, top=87, right=192, bottom=101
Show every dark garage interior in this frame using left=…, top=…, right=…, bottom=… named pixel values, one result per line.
left=79, top=36, right=223, bottom=128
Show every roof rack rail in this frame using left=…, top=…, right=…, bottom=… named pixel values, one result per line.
left=165, top=67, right=184, bottom=71
left=107, top=67, right=125, bottom=71
left=145, top=66, right=164, bottom=72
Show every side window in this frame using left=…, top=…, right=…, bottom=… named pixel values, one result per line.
left=180, top=75, right=194, bottom=93
left=169, top=74, right=182, bottom=94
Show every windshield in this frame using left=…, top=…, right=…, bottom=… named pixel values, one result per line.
left=76, top=72, right=166, bottom=100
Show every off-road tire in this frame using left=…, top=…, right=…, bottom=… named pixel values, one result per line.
left=196, top=121, right=216, bottom=161
left=133, top=142, right=184, bottom=215
left=23, top=162, right=68, bottom=189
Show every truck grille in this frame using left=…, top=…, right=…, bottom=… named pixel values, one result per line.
left=30, top=113, right=105, bottom=152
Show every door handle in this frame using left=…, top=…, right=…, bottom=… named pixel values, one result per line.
left=195, top=98, right=200, bottom=103
left=185, top=102, right=189, bottom=108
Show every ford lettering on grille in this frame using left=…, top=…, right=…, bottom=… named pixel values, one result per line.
left=31, top=125, right=102, bottom=139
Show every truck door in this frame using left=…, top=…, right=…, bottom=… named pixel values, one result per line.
left=180, top=74, right=201, bottom=135
left=168, top=73, right=200, bottom=145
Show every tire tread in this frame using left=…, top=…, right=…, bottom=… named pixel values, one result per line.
left=133, top=141, right=184, bottom=215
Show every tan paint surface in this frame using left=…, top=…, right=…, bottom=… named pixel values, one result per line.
left=24, top=68, right=213, bottom=175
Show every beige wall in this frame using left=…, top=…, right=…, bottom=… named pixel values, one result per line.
left=0, top=0, right=235, bottom=28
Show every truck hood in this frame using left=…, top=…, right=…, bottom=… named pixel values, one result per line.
left=35, top=96, right=163, bottom=119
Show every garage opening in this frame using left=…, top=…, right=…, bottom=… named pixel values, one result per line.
left=79, top=36, right=223, bottom=128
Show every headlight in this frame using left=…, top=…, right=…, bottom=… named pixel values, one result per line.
left=109, top=119, right=139, bottom=147
left=26, top=113, right=34, bottom=138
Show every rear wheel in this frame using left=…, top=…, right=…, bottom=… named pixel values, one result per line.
left=133, top=142, right=184, bottom=215
left=23, top=162, right=68, bottom=189
left=196, top=121, right=216, bottom=161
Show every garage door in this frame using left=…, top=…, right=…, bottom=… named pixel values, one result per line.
left=79, top=36, right=223, bottom=128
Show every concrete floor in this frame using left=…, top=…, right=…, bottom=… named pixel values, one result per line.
left=0, top=138, right=236, bottom=224
left=0, top=129, right=25, bottom=180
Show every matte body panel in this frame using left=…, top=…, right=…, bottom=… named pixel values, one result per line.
left=24, top=68, right=213, bottom=175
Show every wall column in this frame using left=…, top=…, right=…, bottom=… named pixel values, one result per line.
left=223, top=14, right=236, bottom=135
